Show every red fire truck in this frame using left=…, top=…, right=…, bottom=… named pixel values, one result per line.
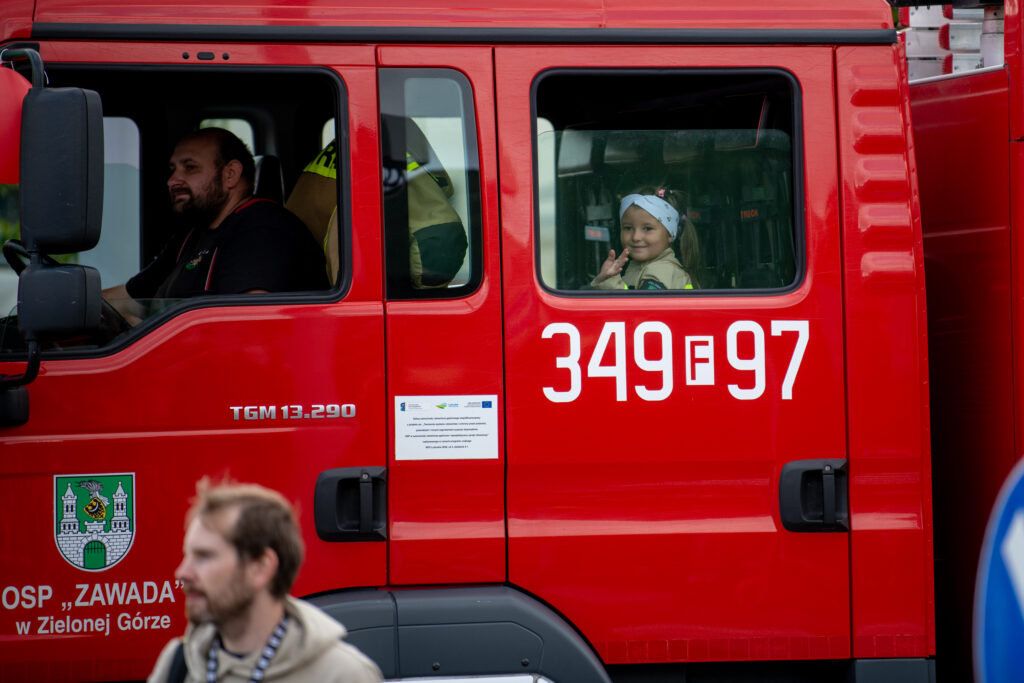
left=0, top=0, right=1007, bottom=680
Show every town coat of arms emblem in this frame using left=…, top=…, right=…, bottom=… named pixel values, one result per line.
left=54, top=474, right=135, bottom=571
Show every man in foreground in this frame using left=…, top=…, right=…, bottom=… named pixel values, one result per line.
left=148, top=480, right=382, bottom=682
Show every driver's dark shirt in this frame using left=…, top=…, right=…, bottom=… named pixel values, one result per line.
left=126, top=199, right=328, bottom=299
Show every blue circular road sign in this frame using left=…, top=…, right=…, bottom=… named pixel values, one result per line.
left=975, top=458, right=1024, bottom=683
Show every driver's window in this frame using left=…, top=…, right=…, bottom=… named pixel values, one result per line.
left=81, top=117, right=142, bottom=287
left=0, top=185, right=17, bottom=319
left=0, top=116, right=140, bottom=351
left=1, top=66, right=342, bottom=355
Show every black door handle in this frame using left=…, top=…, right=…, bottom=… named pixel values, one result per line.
left=778, top=459, right=848, bottom=532
left=314, top=467, right=387, bottom=542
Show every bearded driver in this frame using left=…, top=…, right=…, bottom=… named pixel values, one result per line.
left=147, top=480, right=383, bottom=682
left=103, top=128, right=327, bottom=308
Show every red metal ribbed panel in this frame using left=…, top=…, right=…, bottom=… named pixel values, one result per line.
left=835, top=43, right=935, bottom=660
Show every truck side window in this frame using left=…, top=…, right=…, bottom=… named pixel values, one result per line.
left=0, top=66, right=342, bottom=355
left=535, top=69, right=802, bottom=292
left=0, top=115, right=140, bottom=329
left=81, top=117, right=143, bottom=289
left=0, top=184, right=14, bottom=318
left=379, top=69, right=481, bottom=299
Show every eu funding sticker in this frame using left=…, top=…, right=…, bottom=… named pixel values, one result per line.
left=395, top=395, right=498, bottom=461
left=54, top=473, right=135, bottom=572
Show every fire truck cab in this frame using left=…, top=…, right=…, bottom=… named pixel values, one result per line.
left=0, top=1, right=935, bottom=681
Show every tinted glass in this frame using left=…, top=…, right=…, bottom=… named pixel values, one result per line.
left=535, top=70, right=801, bottom=293
left=380, top=68, right=481, bottom=298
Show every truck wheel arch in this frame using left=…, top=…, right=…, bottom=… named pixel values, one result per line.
left=307, top=585, right=611, bottom=682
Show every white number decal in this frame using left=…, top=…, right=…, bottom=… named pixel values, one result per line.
left=542, top=323, right=582, bottom=403
left=771, top=320, right=809, bottom=400
left=588, top=322, right=627, bottom=401
left=727, top=321, right=766, bottom=400
left=634, top=322, right=672, bottom=401
left=541, top=320, right=808, bottom=403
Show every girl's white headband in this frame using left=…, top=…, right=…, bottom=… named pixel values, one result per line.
left=619, top=194, right=680, bottom=239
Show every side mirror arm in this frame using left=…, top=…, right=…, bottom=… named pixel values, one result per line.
left=0, top=48, right=45, bottom=88
left=0, top=341, right=40, bottom=389
left=0, top=342, right=38, bottom=426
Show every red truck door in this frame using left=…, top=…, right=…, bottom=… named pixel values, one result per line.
left=376, top=46, right=506, bottom=586
left=498, top=46, right=852, bottom=664
left=0, top=46, right=386, bottom=681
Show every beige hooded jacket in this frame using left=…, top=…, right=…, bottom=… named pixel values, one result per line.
left=147, top=596, right=382, bottom=683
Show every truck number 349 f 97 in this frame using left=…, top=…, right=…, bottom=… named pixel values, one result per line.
left=541, top=320, right=809, bottom=403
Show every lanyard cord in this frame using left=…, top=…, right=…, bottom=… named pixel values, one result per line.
left=207, top=614, right=288, bottom=682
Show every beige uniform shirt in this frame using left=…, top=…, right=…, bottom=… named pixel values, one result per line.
left=593, top=248, right=693, bottom=290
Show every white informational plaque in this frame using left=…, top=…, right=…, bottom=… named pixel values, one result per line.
left=394, top=395, right=499, bottom=461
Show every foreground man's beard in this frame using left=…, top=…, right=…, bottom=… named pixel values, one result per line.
left=183, top=571, right=255, bottom=625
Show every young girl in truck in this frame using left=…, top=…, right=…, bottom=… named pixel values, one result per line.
left=590, top=186, right=699, bottom=290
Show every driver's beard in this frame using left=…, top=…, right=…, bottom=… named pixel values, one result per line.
left=172, top=175, right=229, bottom=229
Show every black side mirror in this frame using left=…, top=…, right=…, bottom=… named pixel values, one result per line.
left=0, top=49, right=104, bottom=427
left=18, top=263, right=102, bottom=340
left=19, top=86, right=103, bottom=253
